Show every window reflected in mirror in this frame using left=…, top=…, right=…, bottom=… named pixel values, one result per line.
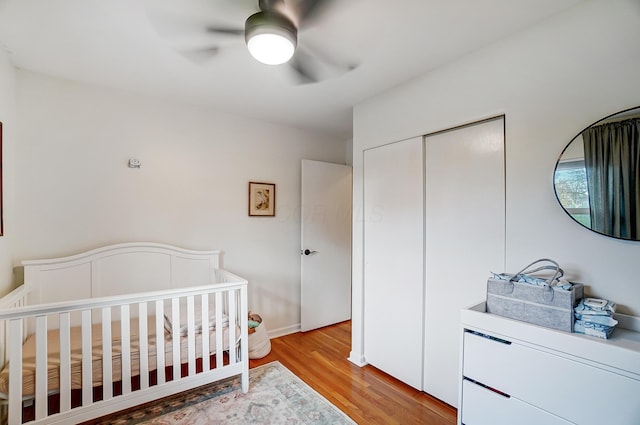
left=555, top=159, right=590, bottom=228
left=554, top=106, right=640, bottom=241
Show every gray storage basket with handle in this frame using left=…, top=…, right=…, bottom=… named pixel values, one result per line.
left=486, top=258, right=584, bottom=332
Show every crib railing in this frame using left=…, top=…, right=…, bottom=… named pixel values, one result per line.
left=0, top=286, right=29, bottom=369
left=0, top=271, right=248, bottom=425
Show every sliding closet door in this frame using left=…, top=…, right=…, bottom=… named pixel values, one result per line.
left=363, top=137, right=424, bottom=390
left=422, top=117, right=505, bottom=407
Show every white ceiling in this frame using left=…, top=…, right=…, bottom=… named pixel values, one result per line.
left=0, top=0, right=582, bottom=139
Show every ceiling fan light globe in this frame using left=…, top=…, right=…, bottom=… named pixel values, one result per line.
left=245, top=10, right=297, bottom=65
left=247, top=33, right=295, bottom=65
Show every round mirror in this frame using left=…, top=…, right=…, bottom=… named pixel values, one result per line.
left=554, top=106, right=640, bottom=241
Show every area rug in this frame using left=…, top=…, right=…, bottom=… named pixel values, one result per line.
left=100, top=361, right=356, bottom=425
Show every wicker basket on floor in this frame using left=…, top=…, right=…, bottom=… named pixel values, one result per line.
left=248, top=317, right=271, bottom=359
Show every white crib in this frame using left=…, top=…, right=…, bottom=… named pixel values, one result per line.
left=0, top=242, right=249, bottom=425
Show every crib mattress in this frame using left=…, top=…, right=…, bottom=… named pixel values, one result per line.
left=0, top=317, right=236, bottom=398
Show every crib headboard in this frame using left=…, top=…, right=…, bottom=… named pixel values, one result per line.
left=22, top=242, right=221, bottom=305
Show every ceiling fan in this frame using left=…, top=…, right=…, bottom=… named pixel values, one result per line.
left=148, top=0, right=355, bottom=84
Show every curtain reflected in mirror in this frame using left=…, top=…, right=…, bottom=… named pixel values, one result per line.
left=554, top=106, right=640, bottom=241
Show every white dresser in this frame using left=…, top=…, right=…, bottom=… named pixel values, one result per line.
left=459, top=303, right=640, bottom=425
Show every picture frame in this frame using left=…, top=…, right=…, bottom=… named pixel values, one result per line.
left=248, top=182, right=276, bottom=217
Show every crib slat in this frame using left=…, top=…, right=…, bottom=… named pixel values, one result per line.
left=187, top=295, right=196, bottom=376
left=0, top=286, right=27, bottom=369
left=228, top=290, right=237, bottom=365
left=121, top=305, right=132, bottom=394
left=215, top=291, right=223, bottom=369
left=171, top=298, right=180, bottom=379
left=8, top=319, right=23, bottom=425
left=102, top=308, right=113, bottom=400
left=59, top=312, right=72, bottom=413
left=138, top=302, right=149, bottom=390
left=0, top=319, right=6, bottom=370
left=154, top=300, right=165, bottom=385
left=81, top=309, right=93, bottom=406
left=200, top=293, right=210, bottom=372
left=240, top=285, right=249, bottom=393
left=35, top=315, right=48, bottom=420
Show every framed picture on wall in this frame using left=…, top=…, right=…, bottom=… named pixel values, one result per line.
left=248, top=182, right=275, bottom=217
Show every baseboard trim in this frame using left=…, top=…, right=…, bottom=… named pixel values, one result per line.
left=348, top=351, right=367, bottom=367
left=267, top=323, right=300, bottom=339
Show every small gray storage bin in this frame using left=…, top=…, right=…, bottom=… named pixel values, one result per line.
left=486, top=259, right=584, bottom=332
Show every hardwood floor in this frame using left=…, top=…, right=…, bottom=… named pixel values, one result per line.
left=250, top=320, right=457, bottom=425
left=79, top=320, right=457, bottom=424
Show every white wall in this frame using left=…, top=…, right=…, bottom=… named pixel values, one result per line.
left=14, top=71, right=347, bottom=334
left=0, top=48, right=17, bottom=296
left=351, top=0, right=640, bottom=361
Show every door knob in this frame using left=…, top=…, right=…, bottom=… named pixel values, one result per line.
left=301, top=249, right=318, bottom=256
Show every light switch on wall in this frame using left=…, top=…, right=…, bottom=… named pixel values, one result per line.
left=128, top=158, right=141, bottom=168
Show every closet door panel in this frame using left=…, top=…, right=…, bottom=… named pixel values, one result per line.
left=423, top=117, right=505, bottom=407
left=363, top=137, right=424, bottom=390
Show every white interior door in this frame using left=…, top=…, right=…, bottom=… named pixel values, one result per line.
left=301, top=160, right=352, bottom=332
left=363, top=137, right=424, bottom=390
left=423, top=116, right=505, bottom=407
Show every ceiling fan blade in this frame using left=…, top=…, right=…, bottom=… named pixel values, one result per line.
left=177, top=46, right=221, bottom=65
left=294, top=0, right=334, bottom=25
left=289, top=50, right=318, bottom=84
left=205, top=25, right=244, bottom=36
left=289, top=43, right=357, bottom=84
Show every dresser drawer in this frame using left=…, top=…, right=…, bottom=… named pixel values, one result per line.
left=461, top=379, right=571, bottom=425
left=462, top=330, right=640, bottom=424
